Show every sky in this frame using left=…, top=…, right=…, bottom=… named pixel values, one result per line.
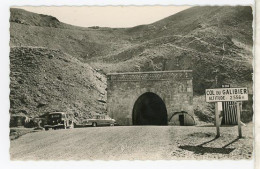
left=17, top=6, right=190, bottom=28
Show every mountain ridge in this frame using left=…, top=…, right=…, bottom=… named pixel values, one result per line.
left=9, top=6, right=253, bottom=122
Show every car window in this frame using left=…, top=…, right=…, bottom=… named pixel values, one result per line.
left=105, top=116, right=111, bottom=119
left=49, top=114, right=61, bottom=118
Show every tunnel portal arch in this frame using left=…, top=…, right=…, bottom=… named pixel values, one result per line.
left=107, top=70, right=193, bottom=126
left=132, top=92, right=167, bottom=125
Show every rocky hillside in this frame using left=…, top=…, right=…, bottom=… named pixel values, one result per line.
left=91, top=6, right=253, bottom=94
left=9, top=7, right=253, bottom=122
left=10, top=8, right=80, bottom=29
left=10, top=47, right=106, bottom=122
left=10, top=7, right=253, bottom=94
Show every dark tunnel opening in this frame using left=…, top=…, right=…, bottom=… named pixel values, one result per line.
left=132, top=92, right=168, bottom=125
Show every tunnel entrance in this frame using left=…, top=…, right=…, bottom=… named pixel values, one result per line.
left=132, top=92, right=168, bottom=125
left=179, top=114, right=184, bottom=126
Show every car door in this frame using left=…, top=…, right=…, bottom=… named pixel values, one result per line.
left=104, top=116, right=111, bottom=125
left=100, top=115, right=106, bottom=126
left=65, top=114, right=68, bottom=126
left=96, top=115, right=102, bottom=126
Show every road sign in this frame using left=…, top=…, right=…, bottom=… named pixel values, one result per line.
left=205, top=88, right=248, bottom=102
left=206, top=87, right=248, bottom=138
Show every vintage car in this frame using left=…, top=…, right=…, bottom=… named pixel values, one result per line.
left=44, top=112, right=74, bottom=130
left=83, top=114, right=116, bottom=127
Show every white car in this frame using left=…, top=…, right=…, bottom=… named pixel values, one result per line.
left=83, top=114, right=116, bottom=127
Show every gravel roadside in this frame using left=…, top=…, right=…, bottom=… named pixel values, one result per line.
left=10, top=124, right=253, bottom=160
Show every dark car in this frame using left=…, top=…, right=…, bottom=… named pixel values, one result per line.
left=44, top=112, right=74, bottom=130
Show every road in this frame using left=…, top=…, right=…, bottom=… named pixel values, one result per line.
left=10, top=124, right=253, bottom=160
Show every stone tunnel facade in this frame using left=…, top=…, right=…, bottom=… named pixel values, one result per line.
left=106, top=70, right=193, bottom=126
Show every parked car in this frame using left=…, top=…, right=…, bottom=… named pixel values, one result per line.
left=44, top=112, right=74, bottom=130
left=83, top=114, right=116, bottom=127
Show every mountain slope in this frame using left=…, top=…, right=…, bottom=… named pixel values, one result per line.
left=9, top=6, right=253, bottom=121
left=10, top=8, right=133, bottom=62
left=10, top=8, right=84, bottom=29
left=90, top=6, right=253, bottom=94
left=10, top=47, right=106, bottom=122
left=126, top=6, right=252, bottom=44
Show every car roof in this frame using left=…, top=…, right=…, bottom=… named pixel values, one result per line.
left=49, top=112, right=66, bottom=114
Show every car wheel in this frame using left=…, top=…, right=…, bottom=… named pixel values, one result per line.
left=92, top=122, right=97, bottom=127
left=45, top=127, right=49, bottom=131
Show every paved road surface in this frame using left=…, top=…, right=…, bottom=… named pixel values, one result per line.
left=10, top=125, right=253, bottom=160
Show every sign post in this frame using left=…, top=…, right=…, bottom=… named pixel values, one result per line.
left=215, top=102, right=220, bottom=137
left=205, top=87, right=248, bottom=138
left=237, top=102, right=242, bottom=138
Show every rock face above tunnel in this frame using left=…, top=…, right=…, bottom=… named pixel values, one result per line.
left=107, top=70, right=194, bottom=126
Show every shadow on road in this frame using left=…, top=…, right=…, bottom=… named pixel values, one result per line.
left=222, top=138, right=240, bottom=148
left=197, top=137, right=218, bottom=147
left=178, top=137, right=240, bottom=155
left=178, top=145, right=235, bottom=155
left=197, top=124, right=237, bottom=127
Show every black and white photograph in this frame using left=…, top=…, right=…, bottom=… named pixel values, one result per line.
left=7, top=5, right=255, bottom=161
